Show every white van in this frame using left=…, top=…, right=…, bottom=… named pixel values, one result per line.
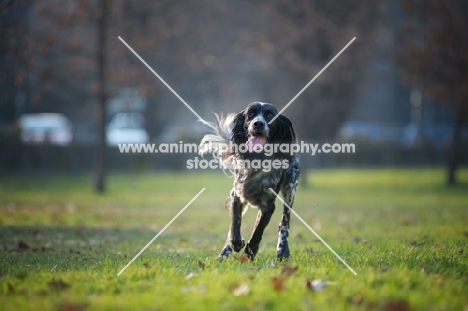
left=18, top=113, right=72, bottom=146
left=106, top=112, right=149, bottom=146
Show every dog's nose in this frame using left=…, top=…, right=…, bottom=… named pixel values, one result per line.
left=253, top=120, right=265, bottom=129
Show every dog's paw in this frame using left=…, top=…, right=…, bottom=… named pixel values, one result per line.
left=242, top=244, right=257, bottom=261
left=229, top=239, right=245, bottom=252
left=277, top=247, right=290, bottom=261
left=277, top=252, right=290, bottom=261
left=218, top=244, right=233, bottom=260
left=217, top=253, right=229, bottom=261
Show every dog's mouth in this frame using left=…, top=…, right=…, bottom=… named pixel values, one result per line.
left=246, top=134, right=267, bottom=153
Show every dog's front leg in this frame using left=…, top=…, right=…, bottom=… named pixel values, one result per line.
left=277, top=159, right=299, bottom=260
left=218, top=191, right=245, bottom=259
left=243, top=201, right=275, bottom=260
left=277, top=205, right=291, bottom=261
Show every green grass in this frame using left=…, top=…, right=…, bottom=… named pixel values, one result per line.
left=0, top=169, right=467, bottom=310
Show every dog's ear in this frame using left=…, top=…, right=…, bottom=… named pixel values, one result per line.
left=270, top=114, right=296, bottom=144
left=231, top=110, right=248, bottom=144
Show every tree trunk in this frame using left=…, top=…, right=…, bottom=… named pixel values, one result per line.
left=447, top=111, right=463, bottom=186
left=94, top=0, right=108, bottom=193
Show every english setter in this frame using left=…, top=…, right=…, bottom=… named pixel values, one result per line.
left=199, top=102, right=300, bottom=261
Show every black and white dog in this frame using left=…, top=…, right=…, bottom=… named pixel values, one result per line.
left=199, top=102, right=300, bottom=261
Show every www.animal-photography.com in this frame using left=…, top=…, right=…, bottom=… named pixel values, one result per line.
left=1, top=1, right=467, bottom=310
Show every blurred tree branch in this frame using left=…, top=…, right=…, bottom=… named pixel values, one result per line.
left=400, top=0, right=468, bottom=185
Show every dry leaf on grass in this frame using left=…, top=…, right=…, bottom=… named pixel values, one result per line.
left=7, top=282, right=14, bottom=293
left=233, top=283, right=250, bottom=296
left=185, top=272, right=197, bottom=280
left=198, top=260, right=205, bottom=269
left=57, top=302, right=87, bottom=311
left=280, top=265, right=298, bottom=278
left=271, top=277, right=286, bottom=292
left=351, top=295, right=364, bottom=306
left=47, top=279, right=71, bottom=291
left=270, top=265, right=298, bottom=292
left=306, top=279, right=334, bottom=292
left=239, top=254, right=249, bottom=263
left=383, top=299, right=413, bottom=311
left=16, top=241, right=29, bottom=253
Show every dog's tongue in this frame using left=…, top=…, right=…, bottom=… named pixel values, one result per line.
left=246, top=135, right=267, bottom=152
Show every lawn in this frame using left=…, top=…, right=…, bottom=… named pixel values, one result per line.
left=0, top=169, right=467, bottom=310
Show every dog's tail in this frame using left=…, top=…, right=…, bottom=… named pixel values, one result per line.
left=198, top=113, right=236, bottom=172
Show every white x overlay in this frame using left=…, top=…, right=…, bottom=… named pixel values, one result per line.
left=118, top=35, right=358, bottom=276
left=269, top=188, right=357, bottom=276
left=269, top=37, right=356, bottom=124
left=117, top=188, right=206, bottom=276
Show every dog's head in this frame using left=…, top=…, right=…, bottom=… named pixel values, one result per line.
left=231, top=102, right=296, bottom=154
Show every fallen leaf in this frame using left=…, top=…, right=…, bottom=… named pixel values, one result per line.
left=271, top=277, right=286, bottom=292
left=7, top=282, right=14, bottom=293
left=421, top=266, right=429, bottom=275
left=57, top=302, right=87, bottom=311
left=198, top=260, right=205, bottom=270
left=383, top=299, right=413, bottom=311
left=143, top=261, right=151, bottom=269
left=33, top=230, right=43, bottom=239
left=280, top=265, right=298, bottom=278
left=306, top=279, right=332, bottom=292
left=17, top=241, right=29, bottom=252
left=410, top=241, right=425, bottom=247
left=239, top=254, right=249, bottom=263
left=402, top=220, right=411, bottom=226
left=41, top=243, right=53, bottom=252
left=185, top=272, right=197, bottom=280
left=233, top=283, right=250, bottom=296
left=351, top=295, right=364, bottom=306
left=303, top=247, right=318, bottom=255
left=47, top=279, right=71, bottom=291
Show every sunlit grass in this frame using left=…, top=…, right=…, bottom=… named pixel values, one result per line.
left=0, top=169, right=467, bottom=310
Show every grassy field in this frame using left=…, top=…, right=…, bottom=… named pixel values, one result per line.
left=0, top=169, right=467, bottom=310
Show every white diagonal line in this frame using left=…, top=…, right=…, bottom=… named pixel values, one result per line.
left=118, top=36, right=205, bottom=122
left=117, top=188, right=206, bottom=276
left=268, top=188, right=357, bottom=276
left=269, top=37, right=356, bottom=124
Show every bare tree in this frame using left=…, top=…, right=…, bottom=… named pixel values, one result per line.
left=94, top=0, right=108, bottom=193
left=259, top=1, right=382, bottom=141
left=401, top=0, right=468, bottom=185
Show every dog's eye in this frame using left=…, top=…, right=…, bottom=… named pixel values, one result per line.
left=266, top=111, right=274, bottom=118
left=247, top=111, right=255, bottom=118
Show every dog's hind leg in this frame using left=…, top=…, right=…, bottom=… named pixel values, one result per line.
left=277, top=157, right=300, bottom=261
left=243, top=201, right=275, bottom=260
left=218, top=189, right=246, bottom=260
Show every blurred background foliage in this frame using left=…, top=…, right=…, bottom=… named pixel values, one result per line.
left=0, top=0, right=467, bottom=188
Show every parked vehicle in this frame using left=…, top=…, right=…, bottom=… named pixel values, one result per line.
left=106, top=112, right=149, bottom=146
left=402, top=122, right=453, bottom=149
left=18, top=113, right=72, bottom=146
left=338, top=121, right=405, bottom=143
